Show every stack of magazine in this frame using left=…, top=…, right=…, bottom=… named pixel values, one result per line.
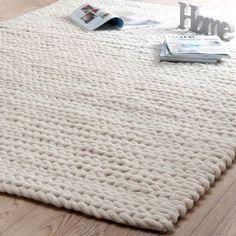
left=160, top=34, right=230, bottom=63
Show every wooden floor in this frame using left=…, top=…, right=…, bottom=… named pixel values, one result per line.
left=0, top=1, right=235, bottom=235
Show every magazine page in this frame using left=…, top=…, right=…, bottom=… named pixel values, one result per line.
left=69, top=3, right=124, bottom=31
left=113, top=10, right=160, bottom=29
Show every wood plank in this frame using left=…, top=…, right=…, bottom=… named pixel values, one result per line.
left=0, top=0, right=233, bottom=21
left=174, top=162, right=236, bottom=236
left=0, top=0, right=56, bottom=20
left=0, top=193, right=158, bottom=236
left=0, top=161, right=235, bottom=236
left=192, top=182, right=236, bottom=236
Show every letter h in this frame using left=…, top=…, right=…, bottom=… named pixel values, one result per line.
left=179, top=2, right=199, bottom=30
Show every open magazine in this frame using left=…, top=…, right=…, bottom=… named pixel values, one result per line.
left=160, top=34, right=230, bottom=63
left=69, top=3, right=160, bottom=31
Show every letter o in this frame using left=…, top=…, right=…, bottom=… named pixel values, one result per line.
left=193, top=15, right=205, bottom=34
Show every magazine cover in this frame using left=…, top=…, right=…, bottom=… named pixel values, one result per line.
left=164, top=34, right=229, bottom=55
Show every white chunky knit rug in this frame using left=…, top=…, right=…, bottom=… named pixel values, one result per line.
left=0, top=0, right=236, bottom=232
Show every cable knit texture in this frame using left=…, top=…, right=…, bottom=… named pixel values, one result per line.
left=0, top=0, right=236, bottom=232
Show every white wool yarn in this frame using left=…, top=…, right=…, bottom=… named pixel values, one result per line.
left=0, top=0, right=235, bottom=232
